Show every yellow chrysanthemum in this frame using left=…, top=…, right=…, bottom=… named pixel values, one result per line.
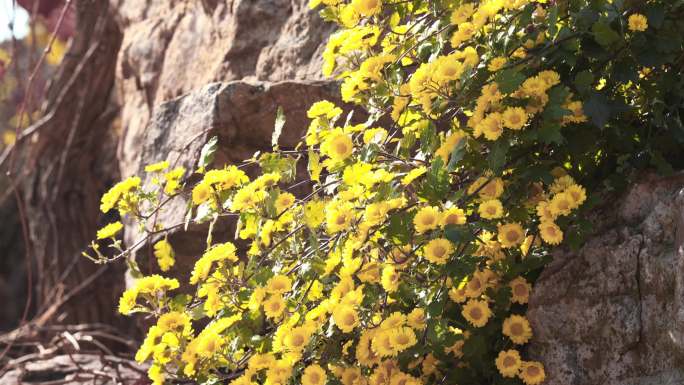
left=478, top=199, right=504, bottom=219
left=274, top=192, right=296, bottom=213
left=381, top=265, right=400, bottom=293
left=96, top=221, right=123, bottom=240
left=441, top=206, right=467, bottom=226
left=549, top=192, right=573, bottom=216
left=263, top=294, right=286, bottom=319
left=302, top=364, right=327, bottom=385
left=566, top=184, right=587, bottom=208
left=519, top=361, right=546, bottom=385
left=509, top=276, right=531, bottom=304
left=145, top=160, right=169, bottom=173
left=462, top=299, right=492, bottom=327
left=488, top=57, right=507, bottom=72
left=496, top=349, right=522, bottom=378
left=502, top=314, right=533, bottom=344
left=628, top=13, right=648, bottom=32
left=326, top=202, right=355, bottom=233
left=153, top=238, right=175, bottom=271
left=539, top=221, right=563, bottom=245
left=333, top=304, right=359, bottom=333
left=323, top=131, right=354, bottom=162
left=407, top=308, right=426, bottom=330
left=423, top=238, right=453, bottom=265
left=413, top=206, right=441, bottom=234
left=502, top=107, right=528, bottom=130
left=351, top=0, right=382, bottom=17
left=497, top=223, right=525, bottom=248
left=389, top=326, right=417, bottom=352
left=192, top=181, right=213, bottom=205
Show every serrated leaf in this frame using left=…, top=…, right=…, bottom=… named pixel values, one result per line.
left=494, top=69, right=526, bottom=94
left=538, top=121, right=564, bottom=144
left=487, top=140, right=508, bottom=172
left=591, top=21, right=620, bottom=46
left=197, top=136, right=218, bottom=170
left=272, top=107, right=286, bottom=148
left=584, top=93, right=612, bottom=129
left=447, top=137, right=466, bottom=171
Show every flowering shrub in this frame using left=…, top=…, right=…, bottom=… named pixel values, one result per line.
left=86, top=1, right=684, bottom=385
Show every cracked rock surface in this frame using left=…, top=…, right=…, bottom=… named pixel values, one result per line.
left=527, top=173, right=684, bottom=385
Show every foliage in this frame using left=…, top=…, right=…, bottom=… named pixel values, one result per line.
left=87, top=1, right=684, bottom=385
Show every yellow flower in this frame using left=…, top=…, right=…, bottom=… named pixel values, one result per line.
left=304, top=200, right=327, bottom=228
left=413, top=206, right=441, bottom=233
left=478, top=199, right=504, bottom=219
left=333, top=304, right=359, bottom=333
left=423, top=238, right=453, bottom=265
left=401, top=166, right=427, bottom=185
left=326, top=202, right=355, bottom=233
left=371, top=329, right=396, bottom=357
left=302, top=364, right=327, bottom=385
left=266, top=274, right=293, bottom=294
left=118, top=289, right=138, bottom=315
left=628, top=13, right=648, bottom=32
left=441, top=206, right=467, bottom=226
left=539, top=221, right=563, bottom=245
left=497, top=223, right=525, bottom=248
left=519, top=361, right=546, bottom=385
left=488, top=57, right=507, bottom=72
left=449, top=286, right=467, bottom=303
left=461, top=299, right=492, bottom=327
left=263, top=294, right=286, bottom=319
left=157, top=311, right=192, bottom=335
left=307, top=100, right=342, bottom=119
left=153, top=238, right=175, bottom=271
left=566, top=184, right=587, bottom=208
left=468, top=176, right=504, bottom=200
left=351, top=0, right=382, bottom=17
left=390, top=326, right=417, bottom=352
left=464, top=272, right=485, bottom=298
left=450, top=3, right=476, bottom=25
left=407, top=308, right=426, bottom=330
left=248, top=353, right=276, bottom=371
left=479, top=112, right=504, bottom=141
left=163, top=167, right=185, bottom=195
left=148, top=365, right=164, bottom=385
left=502, top=107, right=528, bottom=130
left=145, top=160, right=169, bottom=173
left=502, top=314, right=533, bottom=344
left=495, top=349, right=522, bottom=378
left=100, top=176, right=141, bottom=213
left=535, top=201, right=556, bottom=222
left=323, top=131, right=354, bottom=162
left=192, top=181, right=213, bottom=205
left=381, top=265, right=400, bottom=292
left=549, top=192, right=573, bottom=216
left=284, top=326, right=312, bottom=352
left=96, top=221, right=123, bottom=239
left=509, top=276, right=531, bottom=304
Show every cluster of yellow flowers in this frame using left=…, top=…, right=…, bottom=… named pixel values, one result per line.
left=84, top=1, right=665, bottom=385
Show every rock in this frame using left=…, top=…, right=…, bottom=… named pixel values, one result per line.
left=527, top=173, right=684, bottom=385
left=0, top=354, right=147, bottom=385
left=112, top=0, right=334, bottom=175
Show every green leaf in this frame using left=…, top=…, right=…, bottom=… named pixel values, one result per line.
left=447, top=137, right=466, bottom=171
left=538, top=121, right=564, bottom=144
left=494, top=69, right=526, bottom=94
left=574, top=71, right=594, bottom=95
left=591, top=21, right=620, bottom=46
left=584, top=92, right=612, bottom=128
left=272, top=106, right=286, bottom=148
left=197, top=136, right=218, bottom=171
left=445, top=224, right=474, bottom=245
left=487, top=139, right=508, bottom=173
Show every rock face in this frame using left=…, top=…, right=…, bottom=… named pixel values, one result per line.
left=111, top=0, right=335, bottom=175
left=527, top=174, right=684, bottom=385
